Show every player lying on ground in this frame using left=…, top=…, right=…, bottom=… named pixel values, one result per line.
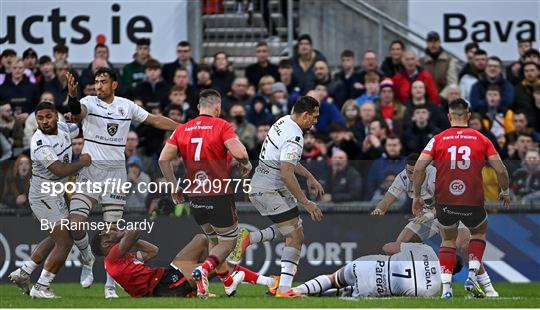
left=293, top=242, right=462, bottom=298
left=413, top=98, right=510, bottom=299
left=9, top=101, right=92, bottom=298
left=370, top=152, right=498, bottom=296
left=90, top=228, right=276, bottom=298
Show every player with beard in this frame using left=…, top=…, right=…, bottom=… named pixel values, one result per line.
left=65, top=69, right=179, bottom=298
left=8, top=102, right=92, bottom=298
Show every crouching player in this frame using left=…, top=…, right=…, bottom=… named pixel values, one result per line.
left=90, top=229, right=277, bottom=298
left=294, top=242, right=462, bottom=298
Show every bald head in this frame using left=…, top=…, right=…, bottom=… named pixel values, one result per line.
left=402, top=50, right=417, bottom=72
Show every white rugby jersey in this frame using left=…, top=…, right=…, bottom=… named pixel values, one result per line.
left=30, top=122, right=79, bottom=199
left=387, top=165, right=436, bottom=203
left=80, top=96, right=149, bottom=167
left=351, top=243, right=441, bottom=298
left=251, top=115, right=304, bottom=191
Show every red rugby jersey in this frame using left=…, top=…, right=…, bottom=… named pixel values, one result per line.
left=421, top=126, right=498, bottom=206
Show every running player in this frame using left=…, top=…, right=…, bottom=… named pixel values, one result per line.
left=413, top=98, right=510, bottom=299
left=90, top=229, right=277, bottom=298
left=8, top=102, right=92, bottom=298
left=65, top=69, right=179, bottom=298
left=159, top=89, right=252, bottom=299
left=248, top=95, right=324, bottom=298
left=294, top=242, right=462, bottom=298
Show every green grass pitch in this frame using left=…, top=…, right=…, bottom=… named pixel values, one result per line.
left=1, top=282, right=539, bottom=308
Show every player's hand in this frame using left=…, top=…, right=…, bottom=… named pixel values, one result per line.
left=171, top=192, right=185, bottom=204
left=16, top=194, right=27, bottom=205
left=370, top=208, right=385, bottom=216
left=499, top=192, right=511, bottom=209
left=412, top=197, right=425, bottom=216
left=409, top=214, right=429, bottom=224
left=66, top=72, right=78, bottom=98
left=239, top=161, right=252, bottom=178
left=303, top=200, right=323, bottom=222
left=307, top=177, right=324, bottom=200
left=79, top=154, right=92, bottom=167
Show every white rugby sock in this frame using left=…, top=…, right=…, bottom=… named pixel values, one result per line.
left=256, top=274, right=275, bottom=286
left=468, top=260, right=481, bottom=280
left=477, top=272, right=494, bottom=291
left=21, top=260, right=38, bottom=275
left=73, top=233, right=93, bottom=263
left=249, top=225, right=283, bottom=244
left=36, top=269, right=56, bottom=287
left=441, top=273, right=453, bottom=294
left=295, top=275, right=332, bottom=295
left=279, top=246, right=300, bottom=293
left=105, top=272, right=116, bottom=289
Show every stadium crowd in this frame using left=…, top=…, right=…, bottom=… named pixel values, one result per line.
left=1, top=32, right=539, bottom=215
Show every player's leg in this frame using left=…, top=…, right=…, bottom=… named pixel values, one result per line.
left=435, top=204, right=463, bottom=299
left=69, top=194, right=96, bottom=288
left=230, top=264, right=276, bottom=288
left=273, top=215, right=304, bottom=297
left=396, top=227, right=423, bottom=243
left=463, top=208, right=488, bottom=298
left=30, top=223, right=73, bottom=299
left=9, top=237, right=54, bottom=295
left=171, top=234, right=210, bottom=274
left=477, top=264, right=498, bottom=297
left=228, top=224, right=283, bottom=264
left=101, top=203, right=126, bottom=299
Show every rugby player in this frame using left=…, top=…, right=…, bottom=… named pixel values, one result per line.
left=9, top=102, right=91, bottom=298
left=159, top=89, right=252, bottom=299
left=294, top=242, right=462, bottom=298
left=247, top=95, right=324, bottom=298
left=65, top=69, right=179, bottom=298
left=90, top=229, right=277, bottom=298
left=413, top=98, right=510, bottom=298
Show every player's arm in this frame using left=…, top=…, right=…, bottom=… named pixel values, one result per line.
left=372, top=192, right=398, bottom=215
left=117, top=229, right=142, bottom=257
left=487, top=153, right=511, bottom=209
left=47, top=155, right=92, bottom=178
left=134, top=239, right=159, bottom=262
left=294, top=164, right=324, bottom=200
left=412, top=152, right=433, bottom=216
left=281, top=161, right=323, bottom=221
left=66, top=72, right=88, bottom=121
left=143, top=113, right=179, bottom=131
left=158, top=143, right=183, bottom=203
left=224, top=137, right=252, bottom=176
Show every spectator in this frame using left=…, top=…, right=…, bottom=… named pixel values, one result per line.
left=290, top=34, right=326, bottom=93
left=361, top=119, right=388, bottom=160
left=79, top=44, right=123, bottom=93
left=357, top=50, right=383, bottom=87
left=133, top=58, right=170, bottom=111
left=323, top=149, right=362, bottom=203
left=341, top=99, right=365, bottom=142
left=256, top=75, right=275, bottom=102
left=420, top=31, right=458, bottom=99
left=43, top=59, right=71, bottom=112
left=222, top=77, right=251, bottom=113
left=392, top=50, right=441, bottom=104
left=125, top=130, right=157, bottom=179
left=402, top=105, right=440, bottom=154
left=507, top=133, right=534, bottom=175
left=514, top=62, right=540, bottom=112
left=312, top=84, right=346, bottom=134
left=370, top=173, right=401, bottom=204
left=313, top=60, right=346, bottom=107
left=194, top=64, right=213, bottom=93
left=458, top=41, right=479, bottom=80
left=246, top=95, right=273, bottom=127
left=37, top=55, right=55, bottom=89
left=125, top=157, right=152, bottom=210
left=404, top=80, right=448, bottom=130
left=366, top=135, right=406, bottom=199
left=326, top=123, right=362, bottom=160
left=230, top=103, right=258, bottom=151
left=269, top=82, right=290, bottom=118
left=507, top=111, right=540, bottom=143
left=245, top=41, right=279, bottom=87
left=163, top=41, right=199, bottom=86
left=380, top=40, right=405, bottom=78
left=529, top=81, right=540, bottom=133
left=0, top=49, right=17, bottom=84
left=460, top=49, right=487, bottom=102
left=122, top=38, right=151, bottom=90
left=469, top=113, right=503, bottom=157
left=23, top=92, right=66, bottom=147
left=358, top=101, right=377, bottom=141
left=0, top=102, right=24, bottom=149
left=278, top=59, right=301, bottom=102
left=0, top=57, right=40, bottom=117
left=446, top=84, right=462, bottom=105
left=2, top=154, right=30, bottom=211
left=72, top=137, right=84, bottom=162
left=355, top=71, right=380, bottom=106
left=52, top=44, right=69, bottom=62
left=482, top=166, right=501, bottom=202
left=480, top=85, right=514, bottom=139
left=512, top=149, right=540, bottom=202
left=470, top=56, right=514, bottom=112
left=171, top=67, right=199, bottom=108
left=22, top=48, right=39, bottom=84
left=506, top=38, right=533, bottom=86
left=249, top=122, right=272, bottom=160
left=0, top=131, right=12, bottom=162
left=334, top=50, right=363, bottom=101
left=211, top=51, right=236, bottom=96
left=376, top=79, right=406, bottom=136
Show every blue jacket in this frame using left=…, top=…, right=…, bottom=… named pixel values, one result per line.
left=470, top=75, right=514, bottom=113
left=366, top=154, right=406, bottom=199
left=315, top=101, right=346, bottom=134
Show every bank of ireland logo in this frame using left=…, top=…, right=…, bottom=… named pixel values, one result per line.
left=233, top=223, right=272, bottom=275
left=0, top=233, right=11, bottom=279
left=449, top=179, right=466, bottom=196
left=107, top=123, right=118, bottom=136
